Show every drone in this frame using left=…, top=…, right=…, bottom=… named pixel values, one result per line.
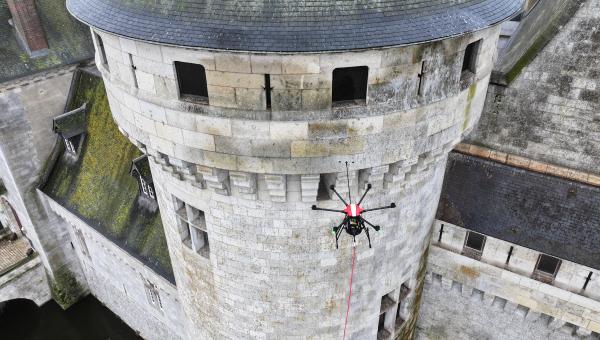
left=312, top=163, right=396, bottom=249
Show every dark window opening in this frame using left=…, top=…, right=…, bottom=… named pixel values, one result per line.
left=533, top=254, right=561, bottom=284
left=332, top=66, right=368, bottom=104
left=399, top=283, right=410, bottom=300
left=395, top=302, right=405, bottom=330
left=462, top=40, right=481, bottom=74
left=175, top=61, right=208, bottom=102
left=378, top=312, right=391, bottom=339
left=95, top=33, right=109, bottom=70
left=465, top=232, right=485, bottom=251
left=536, top=254, right=561, bottom=274
left=265, top=74, right=272, bottom=110
left=462, top=231, right=486, bottom=260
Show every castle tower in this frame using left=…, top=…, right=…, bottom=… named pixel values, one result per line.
left=66, top=1, right=522, bottom=338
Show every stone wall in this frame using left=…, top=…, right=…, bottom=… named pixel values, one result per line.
left=45, top=195, right=185, bottom=340
left=0, top=66, right=87, bottom=306
left=468, top=0, right=600, bottom=175
left=90, top=21, right=505, bottom=338
left=418, top=220, right=600, bottom=338
left=0, top=257, right=51, bottom=306
left=417, top=276, right=597, bottom=340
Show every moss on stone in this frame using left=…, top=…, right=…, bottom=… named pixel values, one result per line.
left=505, top=37, right=546, bottom=84
left=395, top=243, right=430, bottom=340
left=462, top=82, right=477, bottom=132
left=43, top=70, right=175, bottom=282
left=49, top=267, right=85, bottom=309
left=0, top=0, right=94, bottom=82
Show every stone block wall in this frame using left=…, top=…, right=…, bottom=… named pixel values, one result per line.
left=425, top=220, right=600, bottom=336
left=91, top=23, right=504, bottom=339
left=0, top=67, right=87, bottom=305
left=468, top=0, right=600, bottom=175
left=45, top=196, right=185, bottom=340
left=0, top=257, right=51, bottom=306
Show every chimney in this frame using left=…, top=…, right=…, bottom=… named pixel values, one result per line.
left=6, top=0, right=48, bottom=57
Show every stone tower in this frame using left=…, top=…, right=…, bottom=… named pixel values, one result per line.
left=66, top=0, right=522, bottom=338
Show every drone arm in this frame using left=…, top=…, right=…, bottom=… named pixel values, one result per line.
left=361, top=203, right=396, bottom=213
left=312, top=205, right=346, bottom=214
left=361, top=217, right=380, bottom=231
left=329, top=185, right=349, bottom=206
left=357, top=183, right=372, bottom=205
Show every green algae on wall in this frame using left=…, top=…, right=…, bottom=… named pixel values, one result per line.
left=43, top=70, right=174, bottom=282
left=49, top=267, right=86, bottom=309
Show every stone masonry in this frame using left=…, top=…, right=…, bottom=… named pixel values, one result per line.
left=468, top=0, right=600, bottom=175
left=87, top=19, right=506, bottom=338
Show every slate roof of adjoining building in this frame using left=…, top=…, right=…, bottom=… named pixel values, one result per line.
left=66, top=0, right=523, bottom=52
left=438, top=152, right=600, bottom=270
left=0, top=0, right=94, bottom=83
left=42, top=70, right=175, bottom=283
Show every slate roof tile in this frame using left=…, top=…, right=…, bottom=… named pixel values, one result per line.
left=66, top=0, right=522, bottom=52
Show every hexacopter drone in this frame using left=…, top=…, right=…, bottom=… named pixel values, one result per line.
left=312, top=163, right=396, bottom=248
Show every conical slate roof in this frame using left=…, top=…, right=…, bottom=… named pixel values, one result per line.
left=67, top=0, right=522, bottom=52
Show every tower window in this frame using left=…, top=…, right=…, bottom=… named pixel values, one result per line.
left=462, top=40, right=481, bottom=74
left=332, top=66, right=368, bottom=104
left=533, top=254, right=561, bottom=284
left=462, top=231, right=486, bottom=260
left=378, top=290, right=395, bottom=339
left=173, top=196, right=210, bottom=258
left=175, top=61, right=208, bottom=103
left=95, top=33, right=109, bottom=71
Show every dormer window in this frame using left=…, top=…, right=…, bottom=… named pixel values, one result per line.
left=332, top=66, right=368, bottom=106
left=130, top=155, right=156, bottom=201
left=52, top=103, right=87, bottom=158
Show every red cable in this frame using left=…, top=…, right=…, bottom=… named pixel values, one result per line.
left=342, top=245, right=357, bottom=340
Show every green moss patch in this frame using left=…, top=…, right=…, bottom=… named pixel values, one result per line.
left=50, top=267, right=85, bottom=309
left=0, top=0, right=94, bottom=82
left=43, top=71, right=174, bottom=282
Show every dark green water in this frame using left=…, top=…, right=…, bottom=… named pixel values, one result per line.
left=0, top=295, right=141, bottom=340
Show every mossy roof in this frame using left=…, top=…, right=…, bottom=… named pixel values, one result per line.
left=0, top=0, right=94, bottom=83
left=43, top=70, right=175, bottom=283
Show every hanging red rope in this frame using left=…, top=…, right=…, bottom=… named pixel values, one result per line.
left=342, top=245, right=357, bottom=340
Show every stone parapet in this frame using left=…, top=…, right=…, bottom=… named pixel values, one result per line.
left=429, top=221, right=600, bottom=336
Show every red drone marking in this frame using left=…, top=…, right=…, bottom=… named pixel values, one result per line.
left=344, top=204, right=363, bottom=217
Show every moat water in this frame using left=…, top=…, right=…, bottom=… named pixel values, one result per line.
left=0, top=295, right=141, bottom=340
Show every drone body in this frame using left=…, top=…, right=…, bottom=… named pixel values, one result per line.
left=312, top=183, right=396, bottom=248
